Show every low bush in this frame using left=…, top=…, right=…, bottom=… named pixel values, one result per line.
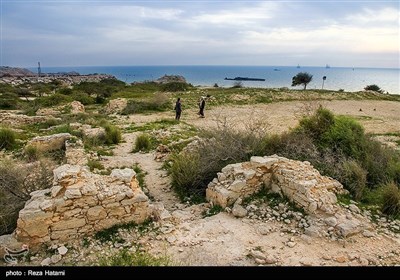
left=0, top=127, right=16, bottom=150
left=338, top=160, right=367, bottom=200
left=0, top=92, right=20, bottom=109
left=160, top=82, right=190, bottom=92
left=87, top=159, right=104, bottom=172
left=24, top=145, right=41, bottom=162
left=70, top=92, right=95, bottom=105
left=0, top=159, right=54, bottom=235
left=380, top=182, right=400, bottom=217
left=103, top=124, right=121, bottom=145
left=170, top=121, right=268, bottom=201
left=36, top=93, right=72, bottom=107
left=134, top=134, right=152, bottom=152
left=122, top=93, right=171, bottom=114
left=364, top=84, right=384, bottom=93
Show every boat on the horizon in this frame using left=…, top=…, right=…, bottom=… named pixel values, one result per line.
left=326, top=64, right=331, bottom=69
left=296, top=64, right=300, bottom=68
left=224, top=76, right=265, bottom=81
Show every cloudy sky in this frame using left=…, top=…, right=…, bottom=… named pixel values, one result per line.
left=1, top=0, right=399, bottom=68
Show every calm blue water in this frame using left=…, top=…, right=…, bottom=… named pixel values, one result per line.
left=30, top=65, right=400, bottom=94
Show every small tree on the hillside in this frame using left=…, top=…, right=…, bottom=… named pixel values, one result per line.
left=364, top=84, right=384, bottom=93
left=292, top=72, right=313, bottom=90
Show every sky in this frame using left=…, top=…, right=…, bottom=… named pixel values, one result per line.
left=1, top=0, right=399, bottom=68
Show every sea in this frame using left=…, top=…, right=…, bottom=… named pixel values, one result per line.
left=29, top=65, right=400, bottom=95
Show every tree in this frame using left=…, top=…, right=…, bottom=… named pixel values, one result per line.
left=292, top=72, right=313, bottom=90
left=364, top=84, right=384, bottom=93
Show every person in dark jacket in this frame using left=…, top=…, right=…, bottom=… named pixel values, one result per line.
left=199, top=97, right=205, bottom=118
left=174, top=97, right=182, bottom=121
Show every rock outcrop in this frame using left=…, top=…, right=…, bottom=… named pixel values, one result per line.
left=65, top=139, right=87, bottom=165
left=103, top=98, right=127, bottom=114
left=0, top=66, right=35, bottom=77
left=156, top=75, right=187, bottom=84
left=15, top=164, right=150, bottom=249
left=0, top=112, right=58, bottom=126
left=26, top=133, right=71, bottom=153
left=70, top=101, right=85, bottom=114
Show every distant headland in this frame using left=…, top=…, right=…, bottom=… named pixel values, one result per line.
left=0, top=66, right=115, bottom=86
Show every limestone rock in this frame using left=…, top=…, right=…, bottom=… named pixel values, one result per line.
left=70, top=101, right=85, bottom=114
left=26, top=133, right=71, bottom=153
left=58, top=246, right=68, bottom=256
left=0, top=112, right=56, bottom=126
left=103, top=98, right=127, bottom=114
left=110, top=168, right=136, bottom=184
left=232, top=204, right=247, bottom=218
left=41, top=257, right=51, bottom=266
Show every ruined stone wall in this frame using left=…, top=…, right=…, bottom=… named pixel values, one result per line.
left=206, top=155, right=344, bottom=215
left=15, top=164, right=150, bottom=248
left=0, top=112, right=58, bottom=126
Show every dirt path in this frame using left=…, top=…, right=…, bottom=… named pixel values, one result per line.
left=101, top=132, right=179, bottom=211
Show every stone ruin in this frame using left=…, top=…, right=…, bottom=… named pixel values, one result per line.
left=0, top=112, right=58, bottom=126
left=15, top=164, right=151, bottom=249
left=206, top=155, right=372, bottom=237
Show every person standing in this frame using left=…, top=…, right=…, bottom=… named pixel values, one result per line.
left=198, top=95, right=210, bottom=118
left=174, top=97, right=182, bottom=121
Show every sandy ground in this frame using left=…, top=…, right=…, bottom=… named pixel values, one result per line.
left=123, top=100, right=400, bottom=135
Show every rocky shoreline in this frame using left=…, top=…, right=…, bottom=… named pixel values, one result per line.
left=0, top=66, right=116, bottom=86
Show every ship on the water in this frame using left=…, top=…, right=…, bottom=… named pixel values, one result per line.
left=224, top=76, right=265, bottom=81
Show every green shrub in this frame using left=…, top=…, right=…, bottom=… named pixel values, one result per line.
left=98, top=248, right=172, bottom=266
left=361, top=139, right=392, bottom=187
left=321, top=115, right=366, bottom=159
left=380, top=182, right=400, bottom=217
left=160, top=82, right=190, bottom=92
left=87, top=159, right=104, bottom=172
left=122, top=93, right=170, bottom=114
left=0, top=127, right=16, bottom=150
left=0, top=92, right=19, bottom=109
left=37, top=93, right=72, bottom=107
left=339, top=160, right=367, bottom=200
left=0, top=159, right=54, bottom=235
left=297, top=107, right=335, bottom=141
left=103, top=124, right=121, bottom=145
left=170, top=124, right=267, bottom=201
left=70, top=92, right=95, bottom=105
left=57, top=88, right=73, bottom=95
left=364, top=84, right=384, bottom=93
left=134, top=134, right=152, bottom=152
left=24, top=145, right=41, bottom=162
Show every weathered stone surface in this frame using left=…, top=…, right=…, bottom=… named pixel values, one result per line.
left=232, top=204, right=247, bottom=218
left=336, top=220, right=362, bottom=237
left=324, top=217, right=338, bottom=227
left=207, top=155, right=344, bottom=215
left=65, top=139, right=88, bottom=166
left=81, top=126, right=106, bottom=139
left=70, top=101, right=85, bottom=114
left=110, top=168, right=136, bottom=184
left=26, top=133, right=71, bottom=153
left=87, top=206, right=107, bottom=221
left=15, top=164, right=151, bottom=248
left=0, top=112, right=56, bottom=126
left=103, top=98, right=128, bottom=114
